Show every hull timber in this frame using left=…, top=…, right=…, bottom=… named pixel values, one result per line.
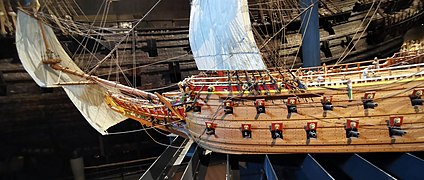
left=179, top=51, right=424, bottom=154
left=185, top=80, right=424, bottom=154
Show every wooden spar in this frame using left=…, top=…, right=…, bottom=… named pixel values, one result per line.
left=93, top=77, right=159, bottom=101
left=50, top=64, right=88, bottom=78
left=54, top=81, right=96, bottom=85
left=155, top=92, right=185, bottom=120
left=49, top=64, right=160, bottom=101
left=38, top=19, right=49, bottom=50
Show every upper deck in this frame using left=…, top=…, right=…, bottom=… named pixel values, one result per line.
left=182, top=49, right=424, bottom=94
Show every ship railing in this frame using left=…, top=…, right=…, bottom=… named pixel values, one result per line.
left=298, top=60, right=424, bottom=78
left=186, top=51, right=423, bottom=84
left=187, top=60, right=424, bottom=86
left=284, top=49, right=423, bottom=73
left=308, top=70, right=424, bottom=88
left=392, top=50, right=422, bottom=58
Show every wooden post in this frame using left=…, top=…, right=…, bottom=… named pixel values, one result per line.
left=70, top=150, right=85, bottom=180
left=38, top=20, right=49, bottom=50
left=131, top=29, right=137, bottom=54
left=0, top=0, right=8, bottom=35
left=300, top=0, right=321, bottom=67
left=168, top=62, right=181, bottom=83
left=0, top=71, right=6, bottom=96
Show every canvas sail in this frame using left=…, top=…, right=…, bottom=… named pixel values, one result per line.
left=63, top=85, right=127, bottom=134
left=16, top=11, right=83, bottom=88
left=16, top=11, right=127, bottom=134
left=189, top=0, right=266, bottom=70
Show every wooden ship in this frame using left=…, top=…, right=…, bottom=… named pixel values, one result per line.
left=179, top=49, right=424, bottom=154
left=12, top=0, right=424, bottom=155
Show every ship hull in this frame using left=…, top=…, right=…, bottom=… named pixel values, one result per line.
left=185, top=78, right=424, bottom=154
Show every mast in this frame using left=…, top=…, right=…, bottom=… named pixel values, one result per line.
left=300, top=0, right=320, bottom=67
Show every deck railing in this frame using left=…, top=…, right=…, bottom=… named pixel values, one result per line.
left=185, top=51, right=424, bottom=89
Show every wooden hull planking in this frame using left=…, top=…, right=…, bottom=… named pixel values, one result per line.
left=185, top=78, right=424, bottom=154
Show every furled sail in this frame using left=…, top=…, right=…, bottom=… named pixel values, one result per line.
left=16, top=11, right=126, bottom=134
left=189, top=0, right=266, bottom=70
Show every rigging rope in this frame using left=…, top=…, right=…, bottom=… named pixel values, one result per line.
left=259, top=3, right=314, bottom=50
left=335, top=0, right=382, bottom=65
left=141, top=125, right=185, bottom=149
left=96, top=53, right=190, bottom=77
left=87, top=0, right=163, bottom=75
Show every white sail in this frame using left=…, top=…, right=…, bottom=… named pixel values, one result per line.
left=63, top=85, right=126, bottom=135
left=16, top=11, right=83, bottom=88
left=16, top=11, right=127, bottom=134
left=189, top=0, right=266, bottom=70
